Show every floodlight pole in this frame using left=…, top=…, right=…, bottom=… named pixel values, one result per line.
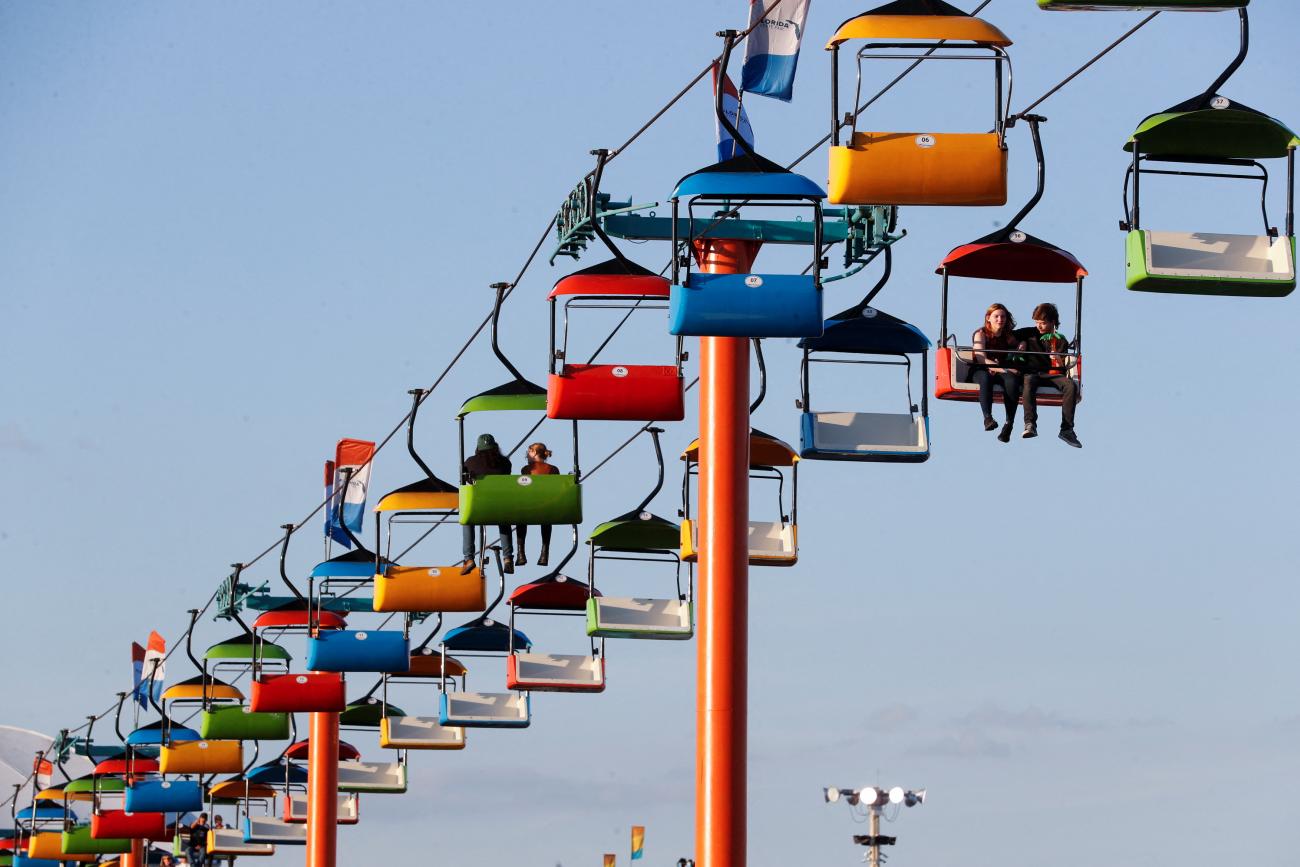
left=695, top=238, right=759, bottom=867
left=867, top=808, right=881, bottom=867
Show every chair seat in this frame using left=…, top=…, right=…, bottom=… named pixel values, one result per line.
left=373, top=564, right=486, bottom=613
left=91, top=812, right=166, bottom=842
left=124, top=780, right=203, bottom=814
left=933, top=346, right=1081, bottom=406
left=585, top=597, right=693, bottom=640
left=439, top=691, right=531, bottom=729
left=380, top=716, right=467, bottom=750
left=250, top=673, right=346, bottom=713
left=282, top=794, right=359, bottom=824
left=305, top=630, right=411, bottom=673
left=1126, top=230, right=1295, bottom=296
left=669, top=273, right=823, bottom=338
left=159, top=739, right=244, bottom=775
left=800, top=411, right=930, bottom=463
left=337, top=760, right=408, bottom=794
left=199, top=706, right=291, bottom=741
left=506, top=653, right=606, bottom=692
left=680, top=518, right=797, bottom=566
left=459, top=475, right=582, bottom=526
left=208, top=827, right=275, bottom=856
left=243, top=817, right=306, bottom=846
left=829, top=132, right=1007, bottom=206
left=548, top=365, right=686, bottom=421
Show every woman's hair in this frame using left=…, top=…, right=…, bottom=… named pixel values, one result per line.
left=1032, top=302, right=1060, bottom=326
left=527, top=442, right=552, bottom=460
left=982, top=303, right=1015, bottom=339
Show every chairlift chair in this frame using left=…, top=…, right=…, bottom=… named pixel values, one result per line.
left=439, top=556, right=533, bottom=728
left=669, top=33, right=827, bottom=339
left=584, top=428, right=692, bottom=640
left=547, top=149, right=687, bottom=420
left=506, top=530, right=606, bottom=691
left=379, top=644, right=469, bottom=750
left=457, top=283, right=583, bottom=527
left=826, top=0, right=1013, bottom=206
left=1122, top=94, right=1296, bottom=296
left=372, top=389, right=488, bottom=613
left=799, top=283, right=932, bottom=462
left=680, top=431, right=799, bottom=567
left=935, top=115, right=1088, bottom=405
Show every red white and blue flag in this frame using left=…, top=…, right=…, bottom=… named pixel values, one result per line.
left=131, top=631, right=166, bottom=708
left=713, top=61, right=755, bottom=162
left=325, top=438, right=375, bottom=548
left=741, top=0, right=811, bottom=102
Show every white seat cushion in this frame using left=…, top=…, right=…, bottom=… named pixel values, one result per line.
left=1144, top=231, right=1294, bottom=280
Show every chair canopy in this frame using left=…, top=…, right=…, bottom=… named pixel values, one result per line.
left=682, top=430, right=799, bottom=468
left=827, top=0, right=1012, bottom=47
left=1126, top=95, right=1299, bottom=159
left=588, top=510, right=681, bottom=552
left=443, top=618, right=531, bottom=654
left=458, top=379, right=549, bottom=416
left=375, top=474, right=460, bottom=513
left=549, top=259, right=671, bottom=300
left=673, top=153, right=825, bottom=200
left=509, top=574, right=596, bottom=611
left=800, top=308, right=931, bottom=355
left=939, top=228, right=1088, bottom=283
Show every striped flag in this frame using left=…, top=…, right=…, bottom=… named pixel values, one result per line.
left=741, top=0, right=811, bottom=102
left=712, top=62, right=754, bottom=162
left=325, top=439, right=375, bottom=548
left=33, top=756, right=52, bottom=790
left=630, top=826, right=645, bottom=861
left=132, top=631, right=166, bottom=708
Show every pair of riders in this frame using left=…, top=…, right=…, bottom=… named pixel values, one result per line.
left=460, top=436, right=557, bottom=573
left=972, top=301, right=1081, bottom=448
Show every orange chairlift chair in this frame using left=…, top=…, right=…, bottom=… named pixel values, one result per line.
left=372, top=388, right=486, bottom=615
left=827, top=0, right=1013, bottom=207
left=379, top=619, right=469, bottom=750
left=935, top=115, right=1087, bottom=408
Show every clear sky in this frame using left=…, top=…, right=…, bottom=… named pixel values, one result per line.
left=2, top=2, right=1297, bottom=866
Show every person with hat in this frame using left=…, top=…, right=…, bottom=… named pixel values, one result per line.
left=461, top=433, right=515, bottom=573
left=516, top=442, right=558, bottom=567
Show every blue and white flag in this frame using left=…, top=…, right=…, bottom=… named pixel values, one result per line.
left=713, top=61, right=755, bottom=162
left=740, top=0, right=811, bottom=102
left=325, top=438, right=374, bottom=548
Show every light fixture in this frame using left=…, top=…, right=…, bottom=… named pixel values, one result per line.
left=858, top=786, right=885, bottom=807
left=824, top=787, right=841, bottom=804
left=905, top=789, right=926, bottom=807
left=888, top=786, right=905, bottom=805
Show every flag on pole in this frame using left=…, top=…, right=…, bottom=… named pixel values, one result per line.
left=630, top=826, right=645, bottom=861
left=712, top=61, right=754, bottom=162
left=740, top=0, right=812, bottom=102
left=33, top=756, right=52, bottom=790
left=604, top=856, right=616, bottom=867
left=132, top=631, right=166, bottom=708
left=325, top=439, right=375, bottom=548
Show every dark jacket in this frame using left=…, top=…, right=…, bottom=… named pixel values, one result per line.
left=1015, top=326, right=1071, bottom=376
left=463, top=448, right=511, bottom=481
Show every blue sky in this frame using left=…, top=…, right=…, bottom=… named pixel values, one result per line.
left=2, top=2, right=1298, bottom=866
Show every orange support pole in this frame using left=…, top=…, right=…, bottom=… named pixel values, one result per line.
left=120, top=840, right=143, bottom=867
left=306, top=710, right=339, bottom=867
left=694, top=239, right=759, bottom=867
